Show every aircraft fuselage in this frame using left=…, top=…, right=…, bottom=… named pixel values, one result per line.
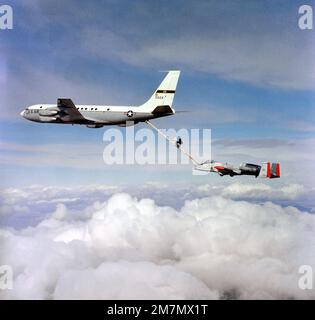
left=20, top=104, right=170, bottom=127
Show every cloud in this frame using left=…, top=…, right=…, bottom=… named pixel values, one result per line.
left=79, top=9, right=315, bottom=90
left=287, top=120, right=315, bottom=133
left=1, top=135, right=315, bottom=191
left=6, top=1, right=315, bottom=96
left=197, top=182, right=306, bottom=201
left=1, top=192, right=315, bottom=299
left=1, top=181, right=313, bottom=223
left=51, top=203, right=67, bottom=220
left=1, top=61, right=127, bottom=120
left=208, top=138, right=315, bottom=188
left=2, top=180, right=315, bottom=218
left=54, top=261, right=217, bottom=300
left=0, top=140, right=106, bottom=170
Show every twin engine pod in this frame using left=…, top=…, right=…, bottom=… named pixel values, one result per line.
left=38, top=108, right=59, bottom=122
left=39, top=109, right=59, bottom=116
left=86, top=124, right=104, bottom=128
left=39, top=116, right=57, bottom=122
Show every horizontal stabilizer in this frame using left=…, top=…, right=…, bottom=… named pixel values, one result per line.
left=151, top=105, right=174, bottom=115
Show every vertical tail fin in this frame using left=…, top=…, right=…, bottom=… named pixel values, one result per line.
left=139, top=70, right=180, bottom=112
left=259, top=162, right=280, bottom=178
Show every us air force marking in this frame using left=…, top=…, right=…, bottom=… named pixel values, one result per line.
left=127, top=110, right=134, bottom=118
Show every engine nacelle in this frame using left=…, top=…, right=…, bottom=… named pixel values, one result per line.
left=39, top=116, right=57, bottom=122
left=239, top=163, right=261, bottom=176
left=86, top=124, right=104, bottom=128
left=39, top=109, right=59, bottom=116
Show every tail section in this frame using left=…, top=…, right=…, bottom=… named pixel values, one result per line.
left=139, top=71, right=180, bottom=113
left=259, top=162, right=280, bottom=179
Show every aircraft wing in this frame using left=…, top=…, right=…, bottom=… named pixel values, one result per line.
left=57, top=98, right=86, bottom=122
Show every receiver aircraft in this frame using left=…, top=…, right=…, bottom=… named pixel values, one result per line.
left=194, top=160, right=280, bottom=178
left=145, top=121, right=281, bottom=179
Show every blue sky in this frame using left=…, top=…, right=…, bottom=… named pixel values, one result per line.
left=2, top=1, right=315, bottom=301
left=1, top=0, right=315, bottom=187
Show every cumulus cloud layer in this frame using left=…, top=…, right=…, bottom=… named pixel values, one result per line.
left=1, top=192, right=315, bottom=300
left=1, top=181, right=314, bottom=227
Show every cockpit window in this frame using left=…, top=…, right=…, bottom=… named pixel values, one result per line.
left=202, top=160, right=214, bottom=164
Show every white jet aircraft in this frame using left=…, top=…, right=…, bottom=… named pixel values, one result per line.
left=20, top=71, right=180, bottom=128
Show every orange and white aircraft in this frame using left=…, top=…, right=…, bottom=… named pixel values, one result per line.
left=194, top=160, right=280, bottom=178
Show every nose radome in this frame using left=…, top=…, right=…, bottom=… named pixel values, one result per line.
left=20, top=110, right=25, bottom=117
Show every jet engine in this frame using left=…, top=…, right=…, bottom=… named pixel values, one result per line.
left=39, top=109, right=59, bottom=116
left=39, top=116, right=57, bottom=122
left=86, top=124, right=104, bottom=128
left=239, top=163, right=261, bottom=177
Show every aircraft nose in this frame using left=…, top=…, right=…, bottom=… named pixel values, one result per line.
left=20, top=110, right=26, bottom=118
